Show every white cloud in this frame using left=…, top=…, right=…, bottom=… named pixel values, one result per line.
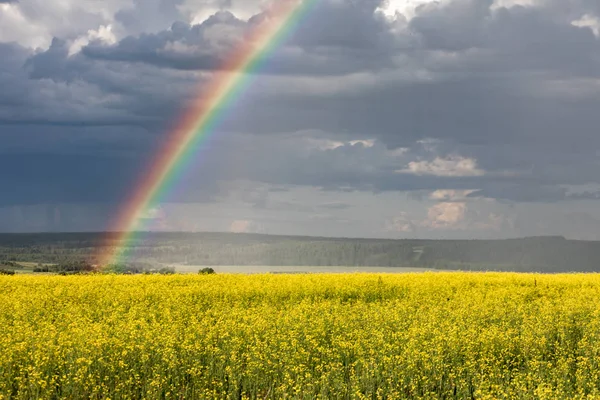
left=423, top=202, right=467, bottom=229
left=386, top=198, right=510, bottom=233
left=385, top=202, right=469, bottom=232
left=349, top=139, right=375, bottom=148
left=186, top=0, right=262, bottom=25
left=305, top=137, right=377, bottom=151
left=572, top=14, right=600, bottom=37
left=377, top=0, right=441, bottom=20
left=0, top=0, right=126, bottom=49
left=398, top=155, right=485, bottom=177
left=69, top=25, right=117, bottom=56
left=491, top=0, right=536, bottom=10
left=0, top=3, right=49, bottom=49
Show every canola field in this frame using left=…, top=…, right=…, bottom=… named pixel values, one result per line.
left=2, top=273, right=600, bottom=399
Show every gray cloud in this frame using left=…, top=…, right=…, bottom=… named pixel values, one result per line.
left=114, top=0, right=184, bottom=36
left=2, top=0, right=600, bottom=236
left=84, top=13, right=244, bottom=71
left=83, top=0, right=398, bottom=75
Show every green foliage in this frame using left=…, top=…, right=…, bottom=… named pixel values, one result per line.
left=104, top=262, right=175, bottom=275
left=0, top=261, right=20, bottom=269
left=199, top=267, right=216, bottom=275
left=105, top=263, right=137, bottom=274
left=33, top=260, right=95, bottom=274
left=0, top=269, right=15, bottom=276
left=158, top=267, right=176, bottom=275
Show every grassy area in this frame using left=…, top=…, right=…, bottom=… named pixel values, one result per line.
left=15, top=261, right=56, bottom=268
left=0, top=261, right=57, bottom=274
left=2, top=273, right=600, bottom=399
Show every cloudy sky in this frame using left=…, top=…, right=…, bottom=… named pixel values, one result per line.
left=1, top=0, right=600, bottom=239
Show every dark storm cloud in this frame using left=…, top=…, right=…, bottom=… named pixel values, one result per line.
left=25, top=38, right=72, bottom=80
left=0, top=43, right=30, bottom=108
left=0, top=154, right=139, bottom=206
left=2, top=0, right=600, bottom=208
left=409, top=0, right=494, bottom=51
left=292, top=0, right=388, bottom=48
left=0, top=147, right=223, bottom=207
left=1, top=40, right=196, bottom=128
left=408, top=0, right=600, bottom=74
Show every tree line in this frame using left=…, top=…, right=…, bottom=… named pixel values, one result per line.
left=0, top=232, right=597, bottom=273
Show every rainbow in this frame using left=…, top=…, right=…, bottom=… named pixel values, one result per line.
left=99, top=0, right=316, bottom=266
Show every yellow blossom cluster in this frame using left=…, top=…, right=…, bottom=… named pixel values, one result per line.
left=2, top=273, right=600, bottom=399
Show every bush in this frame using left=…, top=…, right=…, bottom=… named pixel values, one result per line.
left=199, top=267, right=216, bottom=275
left=58, top=260, right=95, bottom=273
left=103, top=263, right=176, bottom=275
left=0, top=269, right=15, bottom=275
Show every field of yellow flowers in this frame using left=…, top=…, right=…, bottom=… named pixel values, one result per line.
left=2, top=273, right=600, bottom=399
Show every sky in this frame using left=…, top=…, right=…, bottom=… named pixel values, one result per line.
left=1, top=0, right=600, bottom=239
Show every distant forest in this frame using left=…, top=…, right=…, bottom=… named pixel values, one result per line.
left=1, top=232, right=599, bottom=273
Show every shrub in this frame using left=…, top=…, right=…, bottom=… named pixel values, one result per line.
left=58, top=260, right=95, bottom=273
left=0, top=269, right=15, bottom=275
left=199, top=267, right=216, bottom=275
